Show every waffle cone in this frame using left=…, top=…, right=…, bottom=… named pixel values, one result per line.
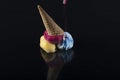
left=37, top=5, right=64, bottom=36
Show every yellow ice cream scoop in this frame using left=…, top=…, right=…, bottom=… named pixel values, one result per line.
left=40, top=36, right=56, bottom=53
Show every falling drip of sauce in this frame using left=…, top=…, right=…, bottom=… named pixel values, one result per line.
left=63, top=0, right=67, bottom=5
left=63, top=0, right=68, bottom=32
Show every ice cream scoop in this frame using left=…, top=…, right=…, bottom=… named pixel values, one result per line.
left=57, top=32, right=74, bottom=50
left=40, top=36, right=56, bottom=53
left=44, top=31, right=63, bottom=44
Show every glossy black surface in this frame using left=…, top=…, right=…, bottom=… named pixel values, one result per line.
left=2, top=0, right=120, bottom=80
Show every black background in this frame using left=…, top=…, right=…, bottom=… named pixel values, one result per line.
left=1, top=0, right=120, bottom=80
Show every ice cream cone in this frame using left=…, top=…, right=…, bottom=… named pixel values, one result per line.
left=37, top=5, right=64, bottom=36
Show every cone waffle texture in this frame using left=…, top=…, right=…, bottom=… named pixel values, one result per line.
left=37, top=5, right=64, bottom=36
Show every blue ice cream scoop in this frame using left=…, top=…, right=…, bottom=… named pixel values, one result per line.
left=57, top=32, right=74, bottom=50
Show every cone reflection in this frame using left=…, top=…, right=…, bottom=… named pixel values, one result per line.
left=40, top=49, right=74, bottom=80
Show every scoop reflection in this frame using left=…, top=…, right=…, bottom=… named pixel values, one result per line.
left=40, top=49, right=74, bottom=80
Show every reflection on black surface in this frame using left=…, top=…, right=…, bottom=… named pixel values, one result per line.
left=40, top=49, right=74, bottom=80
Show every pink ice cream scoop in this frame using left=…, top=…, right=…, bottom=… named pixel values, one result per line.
left=44, top=31, right=63, bottom=44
